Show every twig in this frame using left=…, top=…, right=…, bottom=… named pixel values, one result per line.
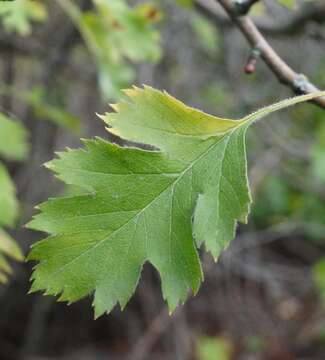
left=215, top=0, right=325, bottom=109
left=196, top=0, right=325, bottom=36
left=233, top=0, right=260, bottom=15
left=129, top=308, right=172, bottom=360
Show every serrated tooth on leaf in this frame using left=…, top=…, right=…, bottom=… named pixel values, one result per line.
left=44, top=161, right=53, bottom=170
left=168, top=308, right=175, bottom=316
left=54, top=150, right=64, bottom=157
left=97, top=114, right=108, bottom=126
left=28, top=282, right=39, bottom=294
left=129, top=85, right=143, bottom=93
left=123, top=88, right=138, bottom=98
left=108, top=103, right=120, bottom=112
left=106, top=127, right=120, bottom=137
left=95, top=113, right=104, bottom=122
left=58, top=293, right=68, bottom=302
left=142, top=84, right=153, bottom=91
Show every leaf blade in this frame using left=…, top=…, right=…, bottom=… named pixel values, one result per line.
left=28, top=87, right=325, bottom=316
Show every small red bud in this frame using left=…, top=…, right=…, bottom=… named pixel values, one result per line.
left=244, top=61, right=256, bottom=74
left=244, top=47, right=261, bottom=75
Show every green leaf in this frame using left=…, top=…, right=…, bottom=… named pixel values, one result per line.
left=0, top=229, right=23, bottom=283
left=92, top=0, right=162, bottom=63
left=0, top=229, right=22, bottom=261
left=24, top=87, right=81, bottom=133
left=0, top=0, right=47, bottom=36
left=190, top=14, right=219, bottom=54
left=0, top=163, right=23, bottom=283
left=197, top=336, right=232, bottom=360
left=27, top=87, right=325, bottom=317
left=0, top=113, right=29, bottom=161
left=0, top=162, right=18, bottom=228
left=176, top=0, right=193, bottom=7
left=311, top=121, right=325, bottom=184
left=0, top=114, right=27, bottom=283
left=313, top=258, right=325, bottom=304
left=57, top=0, right=161, bottom=99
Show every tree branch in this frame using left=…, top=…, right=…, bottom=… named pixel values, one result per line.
left=196, top=0, right=325, bottom=36
left=213, top=0, right=325, bottom=109
left=233, top=0, right=260, bottom=16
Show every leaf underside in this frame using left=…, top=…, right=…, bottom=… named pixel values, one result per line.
left=27, top=87, right=325, bottom=317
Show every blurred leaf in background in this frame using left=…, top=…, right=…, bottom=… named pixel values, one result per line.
left=196, top=336, right=232, bottom=360
left=0, top=115, right=27, bottom=283
left=0, top=163, right=18, bottom=231
left=252, top=175, right=291, bottom=226
left=253, top=174, right=325, bottom=242
left=190, top=13, right=219, bottom=55
left=201, top=84, right=236, bottom=117
left=277, top=0, right=318, bottom=9
left=311, top=118, right=325, bottom=184
left=0, top=229, right=23, bottom=284
left=0, top=113, right=29, bottom=161
left=277, top=0, right=296, bottom=9
left=245, top=335, right=265, bottom=355
left=294, top=194, right=325, bottom=241
left=0, top=86, right=81, bottom=134
left=25, top=87, right=81, bottom=134
left=58, top=0, right=162, bottom=99
left=313, top=259, right=325, bottom=304
left=93, top=0, right=162, bottom=62
left=176, top=0, right=193, bottom=7
left=0, top=0, right=47, bottom=36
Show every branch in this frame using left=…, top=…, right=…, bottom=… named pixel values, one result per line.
left=214, top=0, right=325, bottom=109
left=233, top=0, right=260, bottom=15
left=196, top=0, right=325, bottom=36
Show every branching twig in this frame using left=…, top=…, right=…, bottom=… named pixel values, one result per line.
left=130, top=308, right=171, bottom=360
left=233, top=0, right=260, bottom=15
left=196, top=0, right=325, bottom=36
left=215, top=0, right=325, bottom=109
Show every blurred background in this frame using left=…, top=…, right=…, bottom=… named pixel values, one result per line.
left=0, top=0, right=325, bottom=359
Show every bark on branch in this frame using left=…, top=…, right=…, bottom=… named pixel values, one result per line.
left=196, top=0, right=325, bottom=36
left=213, top=0, right=325, bottom=109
